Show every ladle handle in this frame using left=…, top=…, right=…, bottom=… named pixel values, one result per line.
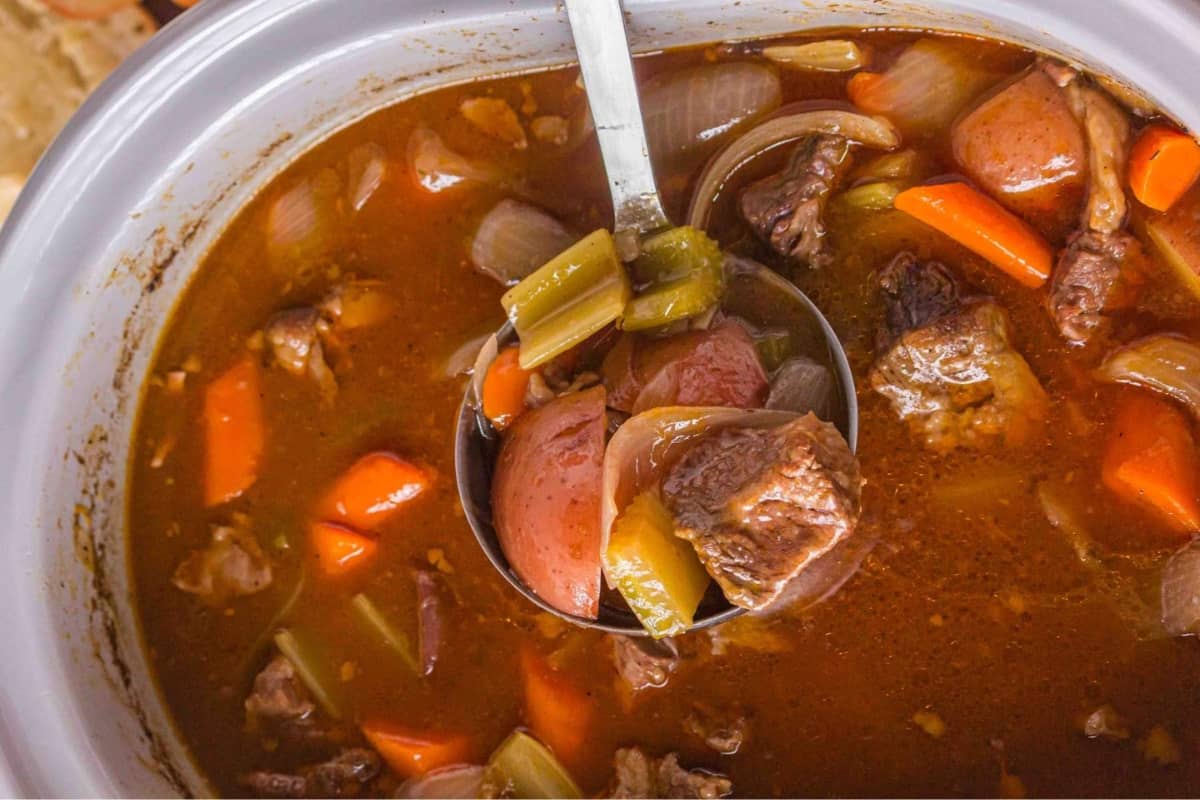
left=564, top=0, right=671, bottom=236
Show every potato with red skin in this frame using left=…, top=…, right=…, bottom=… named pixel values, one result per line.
left=603, top=322, right=769, bottom=414
left=491, top=385, right=606, bottom=619
left=952, top=67, right=1087, bottom=235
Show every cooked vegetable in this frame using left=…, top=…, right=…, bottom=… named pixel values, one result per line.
left=460, top=97, right=528, bottom=149
left=42, top=0, right=137, bottom=18
left=687, top=109, right=900, bottom=229
left=273, top=628, right=344, bottom=719
left=346, top=142, right=387, bottom=212
left=320, top=279, right=393, bottom=330
left=765, top=356, right=835, bottom=418
left=761, top=40, right=866, bottom=72
left=1097, top=334, right=1200, bottom=420
left=1143, top=186, right=1200, bottom=298
left=622, top=226, right=724, bottom=330
left=893, top=182, right=1053, bottom=288
left=604, top=490, right=711, bottom=637
left=416, top=570, right=443, bottom=676
left=1128, top=125, right=1200, bottom=212
left=471, top=200, right=575, bottom=286
left=1101, top=391, right=1200, bottom=534
left=640, top=62, right=781, bottom=162
left=361, top=721, right=472, bottom=778
left=351, top=592, right=419, bottom=675
left=408, top=127, right=502, bottom=193
left=838, top=181, right=901, bottom=211
left=486, top=730, right=581, bottom=800
left=203, top=356, right=264, bottom=506
left=500, top=230, right=631, bottom=369
left=1066, top=83, right=1131, bottom=235
left=481, top=346, right=532, bottom=430
left=854, top=149, right=921, bottom=181
left=492, top=387, right=606, bottom=619
left=1162, top=538, right=1200, bottom=636
left=847, top=38, right=1003, bottom=135
left=1037, top=480, right=1102, bottom=569
left=520, top=646, right=594, bottom=765
left=311, top=521, right=377, bottom=576
left=396, top=765, right=486, bottom=799
left=318, top=451, right=432, bottom=531
left=266, top=170, right=341, bottom=262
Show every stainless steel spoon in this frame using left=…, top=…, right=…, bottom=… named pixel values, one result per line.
left=454, top=0, right=859, bottom=635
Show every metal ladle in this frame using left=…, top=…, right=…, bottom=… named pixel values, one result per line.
left=454, top=0, right=859, bottom=635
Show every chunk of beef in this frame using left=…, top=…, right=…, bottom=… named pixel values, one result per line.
left=1049, top=230, right=1145, bottom=344
left=1065, top=82, right=1130, bottom=235
left=765, top=356, right=835, bottom=419
left=683, top=704, right=748, bottom=755
left=739, top=134, right=850, bottom=268
left=244, top=654, right=323, bottom=743
left=662, top=414, right=862, bottom=611
left=608, top=747, right=732, bottom=799
left=951, top=66, right=1086, bottom=234
left=172, top=520, right=272, bottom=606
left=241, top=748, right=381, bottom=798
left=870, top=253, right=1047, bottom=452
left=611, top=635, right=678, bottom=694
left=264, top=307, right=337, bottom=403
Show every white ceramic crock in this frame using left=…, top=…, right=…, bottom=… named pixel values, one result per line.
left=1, top=0, right=1199, bottom=795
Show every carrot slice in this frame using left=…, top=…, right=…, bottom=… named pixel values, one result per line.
left=482, top=346, right=532, bottom=430
left=361, top=721, right=472, bottom=778
left=893, top=182, right=1054, bottom=288
left=1102, top=391, right=1200, bottom=536
left=310, top=521, right=378, bottom=576
left=1129, top=124, right=1200, bottom=212
left=319, top=451, right=432, bottom=531
left=203, top=356, right=264, bottom=506
left=520, top=645, right=594, bottom=766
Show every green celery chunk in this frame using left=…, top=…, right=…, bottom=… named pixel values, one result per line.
left=273, top=628, right=345, bottom=719
left=604, top=491, right=710, bottom=638
left=487, top=730, right=582, bottom=799
left=622, top=226, right=724, bottom=331
left=753, top=328, right=794, bottom=371
left=501, top=229, right=631, bottom=369
left=351, top=592, right=420, bottom=676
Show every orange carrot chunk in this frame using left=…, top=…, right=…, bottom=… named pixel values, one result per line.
left=1102, top=391, right=1200, bottom=536
left=310, top=521, right=377, bottom=576
left=203, top=356, right=264, bottom=507
left=319, top=451, right=432, bottom=531
left=893, top=182, right=1054, bottom=289
left=520, top=645, right=594, bottom=766
left=1129, top=124, right=1200, bottom=212
left=361, top=721, right=472, bottom=778
left=482, top=346, right=532, bottom=430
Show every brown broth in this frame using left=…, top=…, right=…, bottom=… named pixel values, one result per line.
left=129, top=29, right=1200, bottom=797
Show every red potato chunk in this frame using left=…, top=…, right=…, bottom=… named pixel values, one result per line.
left=952, top=68, right=1087, bottom=233
left=492, top=385, right=606, bottom=619
left=603, top=322, right=769, bottom=415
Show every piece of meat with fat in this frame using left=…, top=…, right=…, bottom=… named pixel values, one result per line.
left=662, top=414, right=862, bottom=611
left=264, top=307, right=338, bottom=403
left=684, top=704, right=748, bottom=755
left=870, top=253, right=1048, bottom=452
left=241, top=748, right=381, bottom=798
left=610, top=635, right=679, bottom=695
left=245, top=655, right=316, bottom=727
left=608, top=747, right=732, bottom=799
left=171, top=520, right=272, bottom=606
left=1048, top=229, right=1145, bottom=344
left=739, top=134, right=850, bottom=268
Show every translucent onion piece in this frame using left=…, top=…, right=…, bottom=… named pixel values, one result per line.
left=471, top=199, right=575, bottom=286
left=470, top=334, right=500, bottom=410
left=347, top=142, right=387, bottom=212
left=766, top=356, right=834, bottom=419
left=408, top=126, right=501, bottom=193
left=267, top=169, right=342, bottom=262
left=1162, top=538, right=1200, bottom=636
left=686, top=109, right=900, bottom=229
left=440, top=330, right=494, bottom=379
left=762, top=40, right=866, bottom=72
left=1096, top=334, right=1200, bottom=419
left=397, top=765, right=486, bottom=799
left=267, top=180, right=319, bottom=250
left=641, top=62, right=782, bottom=162
left=600, top=406, right=796, bottom=587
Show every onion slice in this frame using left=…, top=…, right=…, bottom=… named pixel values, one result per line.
left=396, top=765, right=486, bottom=799
left=346, top=142, right=387, bottom=212
left=686, top=109, right=900, bottom=229
left=1162, top=538, right=1200, bottom=636
left=470, top=199, right=575, bottom=286
left=408, top=127, right=501, bottom=193
left=600, top=406, right=796, bottom=587
left=1096, top=334, right=1200, bottom=419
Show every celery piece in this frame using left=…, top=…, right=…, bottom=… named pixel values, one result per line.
left=487, top=730, right=582, bottom=800
left=273, top=628, right=344, bottom=719
left=604, top=491, right=711, bottom=638
left=351, top=593, right=420, bottom=676
left=501, top=229, right=631, bottom=369
left=839, top=181, right=902, bottom=211
left=622, top=226, right=724, bottom=331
